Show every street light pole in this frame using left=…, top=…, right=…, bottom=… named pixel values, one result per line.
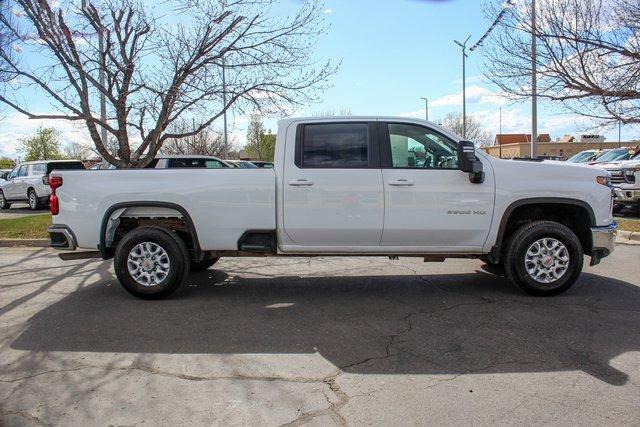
left=222, top=60, right=229, bottom=159
left=619, top=120, right=622, bottom=148
left=454, top=35, right=472, bottom=139
left=499, top=107, right=503, bottom=158
left=420, top=97, right=429, bottom=121
left=531, top=0, right=538, bottom=159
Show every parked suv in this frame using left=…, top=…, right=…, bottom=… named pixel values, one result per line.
left=0, top=160, right=85, bottom=210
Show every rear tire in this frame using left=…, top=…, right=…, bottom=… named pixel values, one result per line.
left=504, top=220, right=583, bottom=297
left=114, top=226, right=190, bottom=300
left=0, top=191, right=10, bottom=210
left=28, top=189, right=41, bottom=211
left=190, top=253, right=220, bottom=271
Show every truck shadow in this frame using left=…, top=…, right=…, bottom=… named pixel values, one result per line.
left=11, top=267, right=640, bottom=386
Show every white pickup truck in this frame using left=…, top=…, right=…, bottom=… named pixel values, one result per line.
left=48, top=117, right=617, bottom=299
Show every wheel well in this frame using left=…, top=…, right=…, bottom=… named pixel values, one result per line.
left=496, top=203, right=593, bottom=259
left=100, top=203, right=201, bottom=260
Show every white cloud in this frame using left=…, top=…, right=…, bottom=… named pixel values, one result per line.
left=430, top=86, right=508, bottom=108
left=0, top=112, right=92, bottom=158
left=322, top=8, right=333, bottom=14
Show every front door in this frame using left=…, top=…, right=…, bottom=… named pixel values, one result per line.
left=283, top=122, right=384, bottom=247
left=379, top=122, right=494, bottom=251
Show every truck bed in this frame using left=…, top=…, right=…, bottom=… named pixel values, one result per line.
left=53, top=168, right=276, bottom=250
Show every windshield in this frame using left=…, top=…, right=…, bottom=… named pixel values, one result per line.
left=595, top=148, right=637, bottom=163
left=566, top=151, right=596, bottom=163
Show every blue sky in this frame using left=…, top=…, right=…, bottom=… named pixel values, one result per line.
left=0, top=0, right=637, bottom=157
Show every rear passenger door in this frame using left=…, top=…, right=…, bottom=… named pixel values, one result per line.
left=283, top=122, right=384, bottom=247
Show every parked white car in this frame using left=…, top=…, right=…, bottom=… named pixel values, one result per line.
left=614, top=160, right=640, bottom=210
left=148, top=155, right=230, bottom=169
left=226, top=159, right=258, bottom=168
left=48, top=117, right=616, bottom=299
left=89, top=155, right=230, bottom=170
left=0, top=160, right=85, bottom=210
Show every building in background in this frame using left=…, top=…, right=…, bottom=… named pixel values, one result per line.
left=484, top=133, right=624, bottom=159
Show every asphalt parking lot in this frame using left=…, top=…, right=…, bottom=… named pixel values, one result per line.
left=1, top=245, right=639, bottom=425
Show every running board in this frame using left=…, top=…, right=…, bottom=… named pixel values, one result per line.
left=58, top=251, right=103, bottom=261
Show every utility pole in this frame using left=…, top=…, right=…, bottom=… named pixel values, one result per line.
left=531, top=0, right=538, bottom=159
left=619, top=121, right=622, bottom=148
left=222, top=60, right=229, bottom=159
left=454, top=35, right=472, bottom=139
left=81, top=0, right=108, bottom=167
left=420, top=97, right=429, bottom=121
left=499, top=107, right=503, bottom=158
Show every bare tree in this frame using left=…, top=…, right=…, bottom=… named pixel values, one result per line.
left=161, top=119, right=227, bottom=157
left=64, top=140, right=92, bottom=159
left=0, top=0, right=337, bottom=167
left=479, top=0, right=640, bottom=126
left=0, top=0, right=18, bottom=117
left=441, top=112, right=493, bottom=147
left=312, top=108, right=352, bottom=117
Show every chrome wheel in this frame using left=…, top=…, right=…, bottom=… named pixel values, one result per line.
left=0, top=192, right=5, bottom=208
left=127, top=242, right=171, bottom=287
left=525, top=238, right=570, bottom=284
left=29, top=192, right=36, bottom=209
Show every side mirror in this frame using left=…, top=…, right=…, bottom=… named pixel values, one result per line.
left=457, top=140, right=485, bottom=184
left=0, top=172, right=7, bottom=180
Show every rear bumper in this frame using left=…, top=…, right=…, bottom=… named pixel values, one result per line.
left=48, top=226, right=77, bottom=251
left=589, top=222, right=617, bottom=266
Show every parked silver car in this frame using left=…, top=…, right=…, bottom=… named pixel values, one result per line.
left=0, top=160, right=85, bottom=210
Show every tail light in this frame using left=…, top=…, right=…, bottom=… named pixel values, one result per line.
left=49, top=176, right=63, bottom=215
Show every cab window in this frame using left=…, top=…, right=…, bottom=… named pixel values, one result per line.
left=385, top=123, right=459, bottom=169
left=299, top=123, right=370, bottom=168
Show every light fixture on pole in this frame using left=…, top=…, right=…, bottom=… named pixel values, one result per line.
left=420, top=97, right=429, bottom=121
left=454, top=35, right=472, bottom=139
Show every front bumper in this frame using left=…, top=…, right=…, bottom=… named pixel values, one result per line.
left=589, top=222, right=617, bottom=266
left=48, top=226, right=77, bottom=251
left=613, top=188, right=640, bottom=204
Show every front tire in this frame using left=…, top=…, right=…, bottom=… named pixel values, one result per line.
left=28, top=189, right=41, bottom=211
left=504, top=220, right=583, bottom=297
left=0, top=191, right=10, bottom=210
left=114, top=226, right=190, bottom=300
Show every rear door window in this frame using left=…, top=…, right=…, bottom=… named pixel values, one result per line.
left=299, top=123, right=371, bottom=168
left=31, top=164, right=46, bottom=176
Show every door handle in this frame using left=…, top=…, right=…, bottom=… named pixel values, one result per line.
left=389, top=179, right=414, bottom=186
left=288, top=179, right=314, bottom=186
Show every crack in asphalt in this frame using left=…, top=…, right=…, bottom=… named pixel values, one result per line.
left=0, top=364, right=338, bottom=385
left=0, top=409, right=47, bottom=426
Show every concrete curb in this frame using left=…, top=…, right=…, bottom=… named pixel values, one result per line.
left=616, top=230, right=640, bottom=245
left=0, top=239, right=49, bottom=248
